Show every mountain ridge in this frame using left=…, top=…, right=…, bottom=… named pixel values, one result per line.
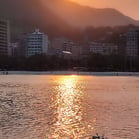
left=45, top=0, right=139, bottom=27
left=0, top=0, right=139, bottom=40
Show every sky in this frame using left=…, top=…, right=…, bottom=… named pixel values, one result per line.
left=71, top=0, right=139, bottom=20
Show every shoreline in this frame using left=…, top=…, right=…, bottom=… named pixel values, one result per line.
left=0, top=71, right=139, bottom=76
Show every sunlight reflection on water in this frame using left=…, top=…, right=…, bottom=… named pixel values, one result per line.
left=46, top=76, right=95, bottom=138
left=0, top=75, right=139, bottom=139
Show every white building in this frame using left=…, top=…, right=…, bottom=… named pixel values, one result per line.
left=126, top=28, right=139, bottom=57
left=89, top=42, right=118, bottom=55
left=0, top=20, right=10, bottom=56
left=26, top=29, right=48, bottom=57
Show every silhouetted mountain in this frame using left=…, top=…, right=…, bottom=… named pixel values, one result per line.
left=0, top=0, right=72, bottom=40
left=46, top=0, right=139, bottom=27
left=0, top=0, right=139, bottom=40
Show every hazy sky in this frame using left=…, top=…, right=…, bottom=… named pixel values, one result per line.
left=72, top=0, right=139, bottom=20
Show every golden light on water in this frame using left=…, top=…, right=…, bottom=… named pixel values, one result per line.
left=47, top=76, right=95, bottom=138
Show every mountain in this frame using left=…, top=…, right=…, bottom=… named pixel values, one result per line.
left=0, top=0, right=72, bottom=40
left=0, top=0, right=139, bottom=40
left=46, top=0, right=139, bottom=27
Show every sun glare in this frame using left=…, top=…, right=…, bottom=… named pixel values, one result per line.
left=47, top=76, right=95, bottom=138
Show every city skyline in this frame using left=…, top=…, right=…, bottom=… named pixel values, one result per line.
left=71, top=0, right=139, bottom=20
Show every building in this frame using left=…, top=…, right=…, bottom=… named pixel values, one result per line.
left=126, top=28, right=139, bottom=57
left=0, top=20, right=10, bottom=56
left=51, top=38, right=67, bottom=50
left=10, top=33, right=27, bottom=57
left=10, top=42, right=19, bottom=56
left=80, top=32, right=90, bottom=58
left=71, top=43, right=81, bottom=59
left=89, top=42, right=118, bottom=55
left=10, top=42, right=26, bottom=57
left=50, top=38, right=81, bottom=59
left=26, top=29, right=48, bottom=57
left=51, top=38, right=76, bottom=53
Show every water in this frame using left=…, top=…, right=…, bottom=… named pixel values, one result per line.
left=0, top=75, right=139, bottom=139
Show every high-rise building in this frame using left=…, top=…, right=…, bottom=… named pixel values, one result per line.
left=0, top=20, right=10, bottom=56
left=81, top=32, right=90, bottom=57
left=26, top=29, right=48, bottom=57
left=89, top=42, right=118, bottom=55
left=126, top=28, right=139, bottom=57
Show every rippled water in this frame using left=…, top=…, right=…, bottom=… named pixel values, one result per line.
left=0, top=75, right=139, bottom=139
